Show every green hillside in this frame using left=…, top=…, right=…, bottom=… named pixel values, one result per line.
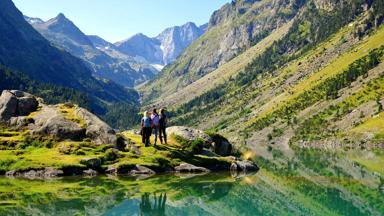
left=143, top=0, right=384, bottom=156
left=139, top=0, right=307, bottom=103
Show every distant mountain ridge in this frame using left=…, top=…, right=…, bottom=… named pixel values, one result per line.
left=25, top=13, right=206, bottom=86
left=25, top=13, right=158, bottom=87
left=115, top=22, right=206, bottom=65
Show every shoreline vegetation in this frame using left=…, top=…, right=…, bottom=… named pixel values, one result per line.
left=0, top=90, right=258, bottom=178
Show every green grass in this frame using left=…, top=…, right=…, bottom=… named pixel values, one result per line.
left=351, top=112, right=384, bottom=135
left=58, top=104, right=86, bottom=128
left=245, top=26, right=384, bottom=128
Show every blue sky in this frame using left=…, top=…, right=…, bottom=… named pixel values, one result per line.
left=13, top=0, right=230, bottom=43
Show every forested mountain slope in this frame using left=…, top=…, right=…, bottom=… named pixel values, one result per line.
left=147, top=0, right=384, bottom=156
left=0, top=0, right=140, bottom=129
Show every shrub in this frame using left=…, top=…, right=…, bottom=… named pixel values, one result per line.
left=174, top=135, right=205, bottom=154
left=102, top=149, right=119, bottom=162
left=190, top=138, right=205, bottom=154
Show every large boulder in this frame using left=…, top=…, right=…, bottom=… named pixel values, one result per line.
left=31, top=105, right=86, bottom=140
left=167, top=126, right=213, bottom=143
left=230, top=160, right=259, bottom=172
left=0, top=90, right=38, bottom=122
left=0, top=90, right=18, bottom=122
left=174, top=163, right=210, bottom=173
left=168, top=126, right=232, bottom=156
left=74, top=107, right=117, bottom=145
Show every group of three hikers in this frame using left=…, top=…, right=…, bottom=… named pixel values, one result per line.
left=141, top=108, right=167, bottom=147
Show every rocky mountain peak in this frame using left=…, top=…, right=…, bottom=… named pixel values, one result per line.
left=41, top=13, right=94, bottom=47
left=23, top=15, right=44, bottom=24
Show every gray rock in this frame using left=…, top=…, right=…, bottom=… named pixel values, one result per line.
left=83, top=169, right=98, bottom=176
left=130, top=165, right=156, bottom=175
left=0, top=90, right=18, bottom=122
left=167, top=126, right=232, bottom=156
left=17, top=96, right=38, bottom=116
left=74, top=107, right=117, bottom=145
left=167, top=126, right=213, bottom=143
left=31, top=105, right=86, bottom=141
left=80, top=158, right=102, bottom=170
left=6, top=167, right=63, bottom=178
left=230, top=160, right=259, bottom=172
left=43, top=167, right=64, bottom=177
left=5, top=170, right=17, bottom=176
left=0, top=90, right=39, bottom=122
left=174, top=163, right=210, bottom=173
left=9, top=116, right=33, bottom=130
left=201, top=149, right=220, bottom=157
left=212, top=141, right=232, bottom=156
left=106, top=165, right=118, bottom=174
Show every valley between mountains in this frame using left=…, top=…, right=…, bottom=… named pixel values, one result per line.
left=1, top=0, right=384, bottom=215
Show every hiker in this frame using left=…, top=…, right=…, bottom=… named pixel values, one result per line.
left=159, top=109, right=167, bottom=144
left=151, top=109, right=160, bottom=145
left=141, top=111, right=152, bottom=147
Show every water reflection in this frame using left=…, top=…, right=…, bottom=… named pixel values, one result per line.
left=0, top=149, right=383, bottom=216
left=140, top=193, right=167, bottom=216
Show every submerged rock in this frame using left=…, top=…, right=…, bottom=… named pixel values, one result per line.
left=175, top=163, right=210, bottom=173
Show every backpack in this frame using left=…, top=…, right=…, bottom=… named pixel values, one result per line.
left=151, top=113, right=160, bottom=126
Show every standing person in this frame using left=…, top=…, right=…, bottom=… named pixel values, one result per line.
left=159, top=109, right=167, bottom=145
left=141, top=111, right=152, bottom=147
left=151, top=109, right=160, bottom=146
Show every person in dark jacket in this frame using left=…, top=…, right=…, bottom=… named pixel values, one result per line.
left=141, top=111, right=152, bottom=147
left=159, top=109, right=167, bottom=145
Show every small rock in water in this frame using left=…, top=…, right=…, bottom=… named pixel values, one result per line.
left=230, top=160, right=259, bottom=172
left=174, top=163, right=210, bottom=173
left=106, top=165, right=118, bottom=174
left=83, top=169, right=98, bottom=176
left=130, top=165, right=156, bottom=175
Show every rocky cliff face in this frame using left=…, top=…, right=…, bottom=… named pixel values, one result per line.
left=115, top=22, right=206, bottom=66
left=115, top=33, right=163, bottom=64
left=140, top=0, right=306, bottom=102
left=156, top=22, right=205, bottom=64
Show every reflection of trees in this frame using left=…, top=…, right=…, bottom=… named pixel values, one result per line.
left=140, top=193, right=167, bottom=216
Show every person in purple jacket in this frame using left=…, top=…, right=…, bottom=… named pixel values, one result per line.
left=150, top=109, right=160, bottom=146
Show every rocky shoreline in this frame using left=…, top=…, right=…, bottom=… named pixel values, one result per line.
left=0, top=90, right=258, bottom=179
left=4, top=159, right=259, bottom=179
